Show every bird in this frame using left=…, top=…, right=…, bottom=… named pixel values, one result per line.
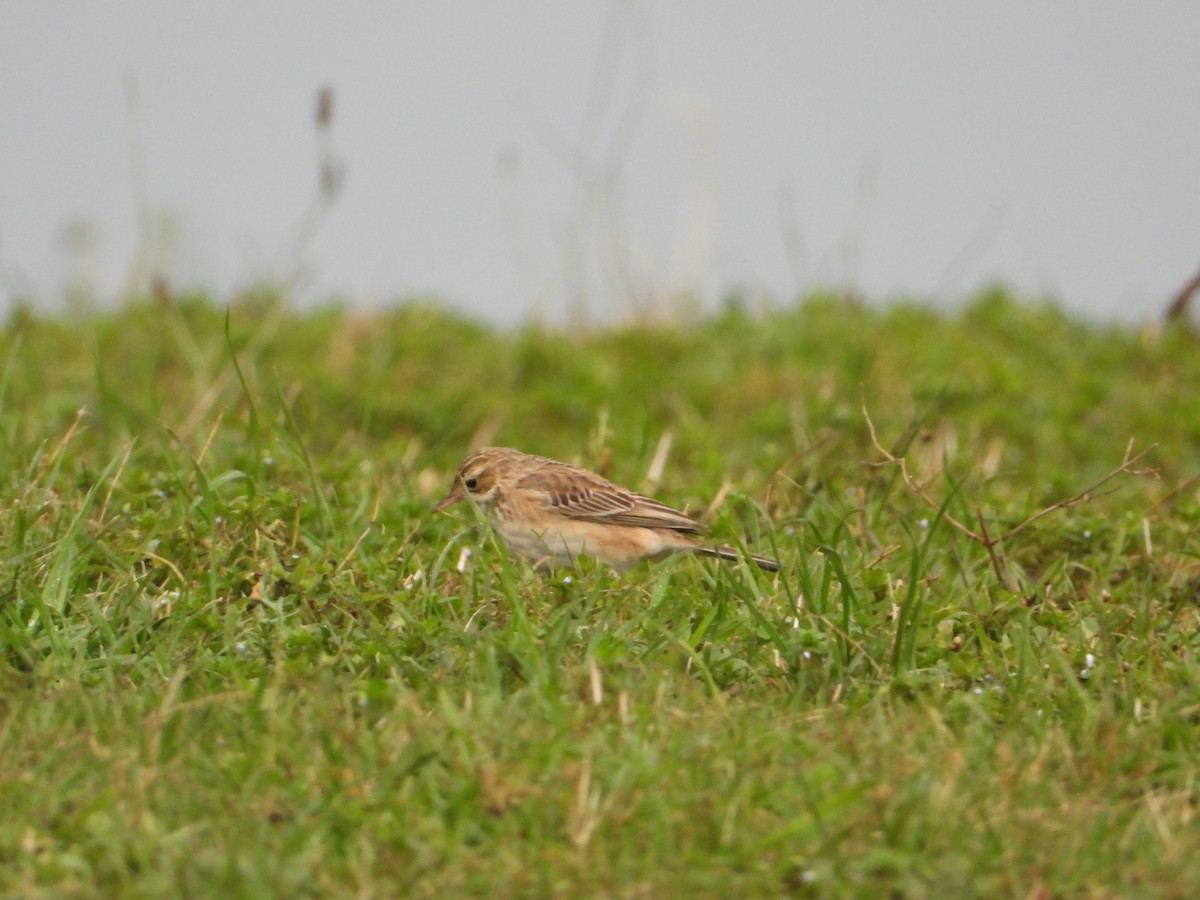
left=434, top=447, right=780, bottom=572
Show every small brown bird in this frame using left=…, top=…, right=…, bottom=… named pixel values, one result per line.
left=435, top=447, right=779, bottom=572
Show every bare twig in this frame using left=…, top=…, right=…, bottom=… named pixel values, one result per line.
left=863, top=400, right=1157, bottom=584
left=998, top=438, right=1156, bottom=543
left=974, top=506, right=1009, bottom=587
left=1165, top=264, right=1200, bottom=323
left=863, top=402, right=983, bottom=542
left=1145, top=471, right=1200, bottom=515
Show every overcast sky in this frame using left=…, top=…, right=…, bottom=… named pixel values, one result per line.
left=2, top=2, right=1198, bottom=324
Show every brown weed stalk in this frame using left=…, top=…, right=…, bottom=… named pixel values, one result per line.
left=863, top=402, right=1157, bottom=588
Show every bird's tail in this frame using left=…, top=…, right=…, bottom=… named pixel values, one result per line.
left=696, top=545, right=780, bottom=573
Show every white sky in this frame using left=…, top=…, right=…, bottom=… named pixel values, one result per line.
left=2, top=2, right=1198, bottom=324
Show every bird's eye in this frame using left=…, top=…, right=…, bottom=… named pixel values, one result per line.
left=464, top=476, right=479, bottom=491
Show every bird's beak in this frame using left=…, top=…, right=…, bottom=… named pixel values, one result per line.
left=433, top=487, right=464, bottom=512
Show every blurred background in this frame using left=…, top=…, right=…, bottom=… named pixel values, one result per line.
left=1, top=1, right=1197, bottom=325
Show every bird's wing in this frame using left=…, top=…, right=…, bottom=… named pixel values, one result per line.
left=516, top=466, right=704, bottom=534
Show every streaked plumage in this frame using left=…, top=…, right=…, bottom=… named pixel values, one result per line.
left=434, top=447, right=780, bottom=572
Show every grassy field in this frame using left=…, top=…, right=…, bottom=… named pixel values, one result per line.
left=1, top=288, right=1198, bottom=897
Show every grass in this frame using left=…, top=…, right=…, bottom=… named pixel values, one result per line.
left=1, top=287, right=1199, bottom=896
